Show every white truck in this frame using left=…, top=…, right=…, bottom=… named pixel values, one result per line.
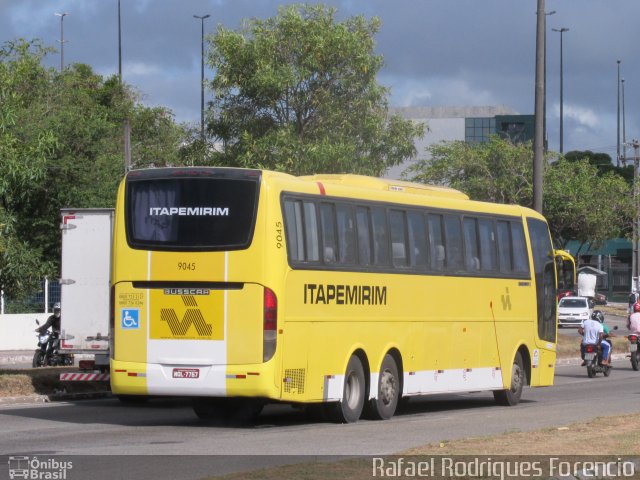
left=58, top=208, right=113, bottom=381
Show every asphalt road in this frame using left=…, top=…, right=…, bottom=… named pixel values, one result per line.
left=1, top=359, right=640, bottom=479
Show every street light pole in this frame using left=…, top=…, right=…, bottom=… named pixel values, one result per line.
left=54, top=12, right=68, bottom=71
left=118, top=0, right=122, bottom=83
left=622, top=78, right=627, bottom=166
left=194, top=14, right=211, bottom=141
left=617, top=60, right=621, bottom=167
left=552, top=27, right=569, bottom=154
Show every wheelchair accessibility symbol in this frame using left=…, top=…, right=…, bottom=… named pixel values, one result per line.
left=121, top=309, right=140, bottom=329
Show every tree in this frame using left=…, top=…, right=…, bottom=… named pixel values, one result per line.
left=564, top=150, right=634, bottom=185
left=404, top=136, right=633, bottom=247
left=404, top=136, right=538, bottom=205
left=206, top=4, right=424, bottom=176
left=544, top=158, right=633, bottom=246
left=0, top=39, right=190, bottom=300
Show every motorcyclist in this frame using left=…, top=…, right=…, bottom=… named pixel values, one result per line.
left=36, top=302, right=61, bottom=335
left=578, top=310, right=608, bottom=366
left=594, top=310, right=613, bottom=365
left=628, top=302, right=640, bottom=333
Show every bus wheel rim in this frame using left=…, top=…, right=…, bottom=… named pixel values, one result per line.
left=511, top=363, right=522, bottom=393
left=345, top=372, right=360, bottom=410
left=380, top=369, right=396, bottom=406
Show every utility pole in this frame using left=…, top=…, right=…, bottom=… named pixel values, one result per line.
left=54, top=12, right=68, bottom=71
left=617, top=60, right=621, bottom=167
left=194, top=14, right=211, bottom=141
left=632, top=139, right=640, bottom=293
left=533, top=0, right=546, bottom=213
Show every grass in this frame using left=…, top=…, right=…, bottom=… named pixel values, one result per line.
left=206, top=414, right=640, bottom=479
left=556, top=329, right=629, bottom=359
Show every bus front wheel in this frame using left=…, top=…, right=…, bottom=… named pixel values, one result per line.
left=327, top=355, right=365, bottom=423
left=366, top=354, right=400, bottom=420
left=493, top=351, right=524, bottom=406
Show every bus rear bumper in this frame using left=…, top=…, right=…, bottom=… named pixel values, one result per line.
left=110, top=359, right=279, bottom=399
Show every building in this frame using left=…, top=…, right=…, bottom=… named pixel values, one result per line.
left=385, top=106, right=534, bottom=180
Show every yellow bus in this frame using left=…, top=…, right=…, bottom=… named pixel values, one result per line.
left=110, top=168, right=558, bottom=423
left=554, top=249, right=576, bottom=299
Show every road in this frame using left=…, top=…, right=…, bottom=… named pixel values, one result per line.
left=1, top=359, right=639, bottom=479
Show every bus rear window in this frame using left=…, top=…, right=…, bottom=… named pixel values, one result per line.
left=126, top=176, right=259, bottom=250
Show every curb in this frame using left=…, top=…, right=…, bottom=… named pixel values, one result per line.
left=554, top=353, right=627, bottom=366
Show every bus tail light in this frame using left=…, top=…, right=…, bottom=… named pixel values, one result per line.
left=109, top=285, right=115, bottom=359
left=263, top=287, right=277, bottom=362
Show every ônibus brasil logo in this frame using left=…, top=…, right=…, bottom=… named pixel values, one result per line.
left=8, top=456, right=73, bottom=479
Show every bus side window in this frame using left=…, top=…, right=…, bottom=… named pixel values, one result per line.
left=496, top=220, right=512, bottom=273
left=463, top=217, right=481, bottom=272
left=443, top=214, right=463, bottom=272
left=427, top=213, right=445, bottom=272
left=511, top=222, right=530, bottom=274
left=303, top=201, right=320, bottom=262
left=283, top=199, right=304, bottom=261
left=389, top=210, right=408, bottom=268
left=356, top=206, right=372, bottom=266
left=371, top=207, right=390, bottom=266
left=407, top=211, right=428, bottom=269
left=478, top=218, right=497, bottom=272
left=320, top=203, right=338, bottom=264
left=336, top=204, right=357, bottom=265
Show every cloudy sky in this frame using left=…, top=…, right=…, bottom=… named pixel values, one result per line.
left=2, top=0, right=638, bottom=163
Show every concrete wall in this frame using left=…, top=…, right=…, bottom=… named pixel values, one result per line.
left=0, top=314, right=50, bottom=350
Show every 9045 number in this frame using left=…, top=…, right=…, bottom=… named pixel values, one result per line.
left=178, top=262, right=196, bottom=271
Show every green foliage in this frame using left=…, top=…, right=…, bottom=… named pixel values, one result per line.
left=405, top=136, right=633, bottom=247
left=206, top=3, right=424, bottom=176
left=405, top=136, right=538, bottom=205
left=545, top=159, right=633, bottom=246
left=564, top=150, right=634, bottom=185
left=0, top=38, right=190, bottom=300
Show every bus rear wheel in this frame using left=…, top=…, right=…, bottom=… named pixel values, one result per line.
left=366, top=354, right=400, bottom=420
left=327, top=355, right=365, bottom=423
left=493, top=351, right=525, bottom=406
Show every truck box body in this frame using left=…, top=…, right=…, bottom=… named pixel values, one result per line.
left=59, top=208, right=113, bottom=355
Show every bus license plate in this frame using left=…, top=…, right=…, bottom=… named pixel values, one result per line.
left=172, top=368, right=200, bottom=379
left=630, top=344, right=638, bottom=352
left=584, top=353, right=595, bottom=361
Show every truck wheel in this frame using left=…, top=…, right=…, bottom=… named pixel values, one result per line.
left=32, top=351, right=45, bottom=368
left=326, top=355, right=366, bottom=423
left=493, top=352, right=525, bottom=406
left=366, top=354, right=400, bottom=420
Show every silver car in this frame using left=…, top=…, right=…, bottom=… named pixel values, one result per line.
left=558, top=296, right=592, bottom=328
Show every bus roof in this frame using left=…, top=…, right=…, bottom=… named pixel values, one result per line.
left=299, top=174, right=470, bottom=200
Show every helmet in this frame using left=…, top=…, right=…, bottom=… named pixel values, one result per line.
left=591, top=310, right=604, bottom=323
left=634, top=302, right=640, bottom=313
left=53, top=302, right=61, bottom=312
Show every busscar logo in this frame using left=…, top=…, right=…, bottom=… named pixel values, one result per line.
left=164, top=288, right=210, bottom=296
left=149, top=207, right=229, bottom=216
left=160, top=295, right=213, bottom=336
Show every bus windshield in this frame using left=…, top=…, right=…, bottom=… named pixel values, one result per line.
left=125, top=170, right=260, bottom=250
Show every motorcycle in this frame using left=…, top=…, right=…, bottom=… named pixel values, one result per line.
left=583, top=325, right=617, bottom=378
left=583, top=343, right=612, bottom=378
left=628, top=334, right=640, bottom=371
left=32, top=319, right=74, bottom=368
